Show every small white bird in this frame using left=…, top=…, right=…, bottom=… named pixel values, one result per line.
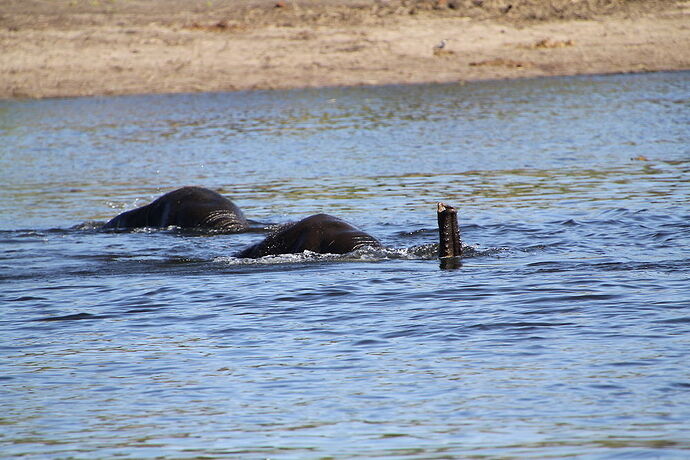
left=433, top=39, right=453, bottom=56
left=434, top=39, right=449, bottom=50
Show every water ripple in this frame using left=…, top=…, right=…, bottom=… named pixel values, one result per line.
left=1, top=72, right=689, bottom=459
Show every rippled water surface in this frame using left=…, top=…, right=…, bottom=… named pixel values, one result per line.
left=1, top=72, right=689, bottom=458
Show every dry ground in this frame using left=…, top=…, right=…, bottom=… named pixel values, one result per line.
left=1, top=0, right=688, bottom=98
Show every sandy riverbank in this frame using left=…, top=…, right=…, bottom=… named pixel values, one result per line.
left=1, top=0, right=688, bottom=99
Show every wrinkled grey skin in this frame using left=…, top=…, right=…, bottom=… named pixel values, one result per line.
left=103, top=186, right=247, bottom=232
left=437, top=202, right=461, bottom=258
left=235, top=213, right=381, bottom=258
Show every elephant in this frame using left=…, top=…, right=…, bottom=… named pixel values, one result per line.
left=102, top=186, right=247, bottom=232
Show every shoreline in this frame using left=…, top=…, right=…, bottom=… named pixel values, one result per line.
left=1, top=0, right=689, bottom=100
left=12, top=69, right=684, bottom=102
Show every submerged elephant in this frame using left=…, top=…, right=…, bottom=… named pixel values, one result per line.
left=235, top=213, right=382, bottom=258
left=102, top=186, right=462, bottom=260
left=236, top=202, right=462, bottom=260
left=102, top=186, right=247, bottom=232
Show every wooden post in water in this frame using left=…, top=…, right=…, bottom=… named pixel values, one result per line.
left=437, top=202, right=461, bottom=269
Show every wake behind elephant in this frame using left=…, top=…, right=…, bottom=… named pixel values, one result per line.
left=103, top=186, right=247, bottom=232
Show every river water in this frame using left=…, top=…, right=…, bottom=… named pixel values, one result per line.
left=1, top=71, right=689, bottom=458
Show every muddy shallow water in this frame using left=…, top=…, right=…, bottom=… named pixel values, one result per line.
left=1, top=72, right=689, bottom=458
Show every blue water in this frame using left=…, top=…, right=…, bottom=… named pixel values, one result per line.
left=1, top=72, right=689, bottom=458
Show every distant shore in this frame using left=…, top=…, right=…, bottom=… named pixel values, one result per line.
left=1, top=0, right=688, bottom=99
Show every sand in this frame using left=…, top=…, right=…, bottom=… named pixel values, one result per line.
left=1, top=0, right=688, bottom=99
